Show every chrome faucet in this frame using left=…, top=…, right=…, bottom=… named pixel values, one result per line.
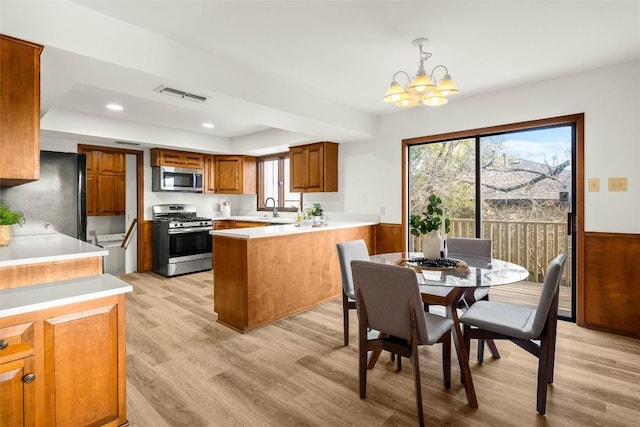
left=264, top=197, right=279, bottom=217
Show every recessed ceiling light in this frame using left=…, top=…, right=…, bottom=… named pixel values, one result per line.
left=106, top=104, right=123, bottom=111
left=202, top=123, right=215, bottom=129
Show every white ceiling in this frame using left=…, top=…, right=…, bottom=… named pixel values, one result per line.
left=2, top=0, right=639, bottom=154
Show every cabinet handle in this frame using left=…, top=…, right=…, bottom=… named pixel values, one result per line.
left=0, top=339, right=8, bottom=350
left=23, top=373, right=36, bottom=383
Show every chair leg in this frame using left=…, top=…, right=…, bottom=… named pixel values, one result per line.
left=477, top=339, right=485, bottom=363
left=342, top=293, right=349, bottom=346
left=442, top=333, right=451, bottom=389
left=536, top=337, right=553, bottom=415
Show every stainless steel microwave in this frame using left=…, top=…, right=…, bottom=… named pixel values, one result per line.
left=152, top=166, right=203, bottom=193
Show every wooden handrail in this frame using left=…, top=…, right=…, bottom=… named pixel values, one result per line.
left=122, top=218, right=138, bottom=249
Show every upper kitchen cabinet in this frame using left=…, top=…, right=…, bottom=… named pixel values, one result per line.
left=79, top=147, right=126, bottom=216
left=289, top=142, right=338, bottom=192
left=150, top=149, right=204, bottom=169
left=0, top=35, right=43, bottom=187
left=204, top=155, right=215, bottom=194
left=213, top=155, right=256, bottom=194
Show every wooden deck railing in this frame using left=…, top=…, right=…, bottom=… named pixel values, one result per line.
left=410, top=218, right=571, bottom=286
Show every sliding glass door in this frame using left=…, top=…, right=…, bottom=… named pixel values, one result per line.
left=407, top=120, right=576, bottom=320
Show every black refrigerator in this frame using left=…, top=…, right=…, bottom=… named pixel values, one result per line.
left=0, top=151, right=87, bottom=240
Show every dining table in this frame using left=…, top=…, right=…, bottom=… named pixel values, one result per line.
left=368, top=252, right=529, bottom=408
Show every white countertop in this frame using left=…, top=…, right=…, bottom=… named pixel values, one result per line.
left=210, top=221, right=377, bottom=239
left=0, top=233, right=108, bottom=268
left=0, top=274, right=132, bottom=317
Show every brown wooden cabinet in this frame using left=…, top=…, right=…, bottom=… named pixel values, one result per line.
left=204, top=155, right=216, bottom=194
left=80, top=148, right=126, bottom=216
left=0, top=321, right=36, bottom=427
left=0, top=35, right=43, bottom=187
left=150, top=149, right=204, bottom=169
left=213, top=156, right=256, bottom=194
left=289, top=142, right=338, bottom=192
left=0, top=294, right=128, bottom=427
left=213, top=220, right=266, bottom=230
left=98, top=151, right=125, bottom=174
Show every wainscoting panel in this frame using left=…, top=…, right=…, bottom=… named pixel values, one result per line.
left=374, top=223, right=403, bottom=254
left=584, top=232, right=640, bottom=338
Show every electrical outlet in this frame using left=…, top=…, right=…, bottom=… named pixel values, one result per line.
left=608, top=177, right=628, bottom=192
left=380, top=206, right=386, bottom=216
left=588, top=178, right=600, bottom=192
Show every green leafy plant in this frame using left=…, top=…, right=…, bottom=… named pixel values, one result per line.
left=409, top=195, right=450, bottom=237
left=310, top=203, right=323, bottom=216
left=0, top=204, right=25, bottom=226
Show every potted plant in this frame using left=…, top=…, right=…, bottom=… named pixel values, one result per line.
left=409, top=195, right=450, bottom=258
left=309, top=203, right=324, bottom=225
left=0, top=203, right=25, bottom=246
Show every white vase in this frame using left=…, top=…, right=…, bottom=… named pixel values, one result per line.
left=422, top=230, right=442, bottom=259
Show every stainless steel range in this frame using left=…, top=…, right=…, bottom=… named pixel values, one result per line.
left=152, top=204, right=212, bottom=277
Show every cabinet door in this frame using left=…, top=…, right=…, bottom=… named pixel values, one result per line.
left=43, top=302, right=124, bottom=427
left=213, top=220, right=235, bottom=230
left=204, top=155, right=216, bottom=194
left=84, top=150, right=99, bottom=174
left=97, top=175, right=117, bottom=215
left=98, top=152, right=125, bottom=174
left=158, top=150, right=183, bottom=167
left=0, top=357, right=36, bottom=427
left=305, top=143, right=325, bottom=192
left=181, top=152, right=204, bottom=169
left=0, top=36, right=43, bottom=185
left=289, top=146, right=307, bottom=192
left=115, top=174, right=126, bottom=215
left=86, top=174, right=98, bottom=216
left=214, top=156, right=242, bottom=193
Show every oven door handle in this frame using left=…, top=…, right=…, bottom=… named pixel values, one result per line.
left=168, top=227, right=211, bottom=234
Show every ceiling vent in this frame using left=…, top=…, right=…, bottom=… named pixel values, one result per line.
left=154, top=85, right=209, bottom=103
left=115, top=140, right=140, bottom=146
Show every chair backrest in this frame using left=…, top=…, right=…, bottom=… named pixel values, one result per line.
left=447, top=237, right=491, bottom=268
left=336, top=240, right=370, bottom=300
left=351, top=260, right=428, bottom=345
left=447, top=237, right=491, bottom=257
left=530, top=253, right=567, bottom=336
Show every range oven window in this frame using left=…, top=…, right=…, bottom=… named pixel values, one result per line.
left=169, top=231, right=211, bottom=258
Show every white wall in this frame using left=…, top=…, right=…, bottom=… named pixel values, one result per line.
left=330, top=60, right=639, bottom=233
left=41, top=60, right=640, bottom=233
left=40, top=137, right=250, bottom=220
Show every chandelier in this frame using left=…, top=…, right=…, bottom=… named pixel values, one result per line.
left=383, top=37, right=459, bottom=107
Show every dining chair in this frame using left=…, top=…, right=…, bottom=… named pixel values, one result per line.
left=351, top=260, right=453, bottom=427
left=446, top=237, right=493, bottom=362
left=336, top=239, right=370, bottom=346
left=459, top=253, right=567, bottom=415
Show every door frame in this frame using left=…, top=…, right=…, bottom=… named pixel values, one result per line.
left=402, top=113, right=584, bottom=323
left=79, top=144, right=145, bottom=272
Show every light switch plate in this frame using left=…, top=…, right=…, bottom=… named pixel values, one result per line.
left=608, top=177, right=628, bottom=192
left=588, top=178, right=600, bottom=192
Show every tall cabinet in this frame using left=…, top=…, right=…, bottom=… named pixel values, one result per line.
left=0, top=35, right=43, bottom=186
left=80, top=147, right=126, bottom=216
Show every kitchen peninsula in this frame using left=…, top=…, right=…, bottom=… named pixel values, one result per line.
left=0, top=233, right=131, bottom=426
left=211, top=221, right=375, bottom=332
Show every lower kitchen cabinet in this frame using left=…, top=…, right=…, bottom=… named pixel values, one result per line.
left=0, top=294, right=128, bottom=426
left=0, top=356, right=36, bottom=427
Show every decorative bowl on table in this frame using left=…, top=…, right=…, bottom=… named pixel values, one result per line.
left=404, top=257, right=471, bottom=276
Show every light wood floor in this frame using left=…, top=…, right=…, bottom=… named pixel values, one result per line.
left=119, top=271, right=640, bottom=427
